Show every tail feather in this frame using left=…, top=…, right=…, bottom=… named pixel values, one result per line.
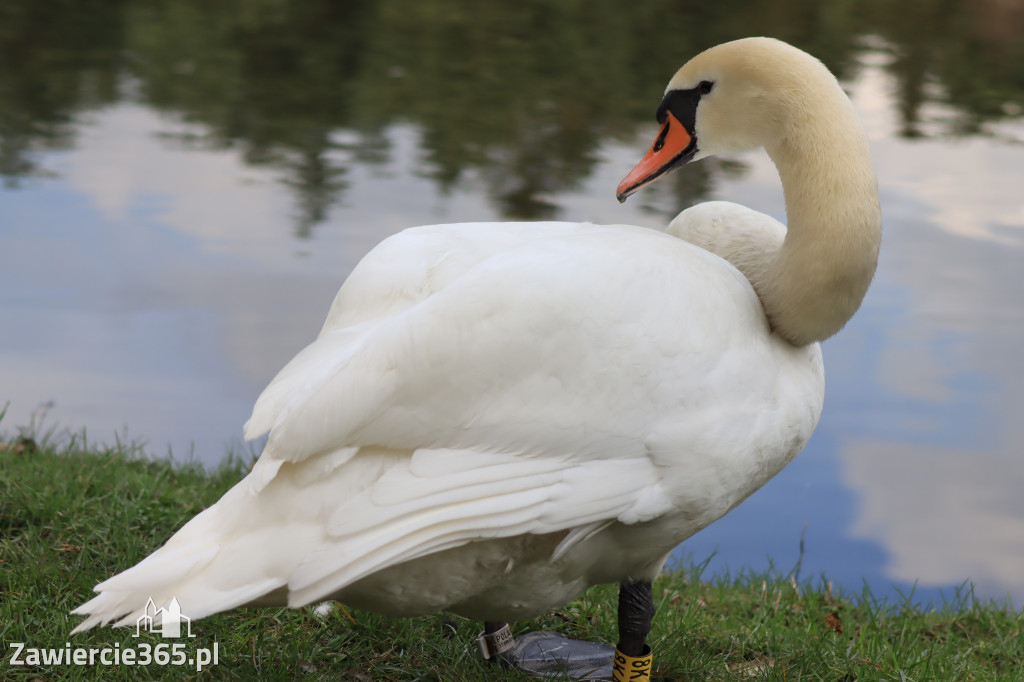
left=71, top=482, right=297, bottom=633
left=70, top=446, right=393, bottom=633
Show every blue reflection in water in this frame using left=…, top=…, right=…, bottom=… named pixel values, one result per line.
left=672, top=427, right=895, bottom=599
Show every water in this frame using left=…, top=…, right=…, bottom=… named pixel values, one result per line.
left=2, top=0, right=1022, bottom=608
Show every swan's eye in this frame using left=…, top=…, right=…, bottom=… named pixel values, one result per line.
left=698, top=81, right=714, bottom=95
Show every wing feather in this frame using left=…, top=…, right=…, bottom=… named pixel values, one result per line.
left=243, top=222, right=734, bottom=469
left=284, top=447, right=670, bottom=606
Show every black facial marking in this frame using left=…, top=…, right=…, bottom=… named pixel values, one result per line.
left=655, top=85, right=705, bottom=134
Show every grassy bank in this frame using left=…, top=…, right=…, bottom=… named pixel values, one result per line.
left=2, top=435, right=1022, bottom=681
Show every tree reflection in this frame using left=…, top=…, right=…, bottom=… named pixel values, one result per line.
left=0, top=0, right=126, bottom=186
left=864, top=0, right=1024, bottom=137
left=0, top=0, right=1021, bottom=228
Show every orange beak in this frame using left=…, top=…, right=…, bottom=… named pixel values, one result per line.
left=616, top=111, right=694, bottom=202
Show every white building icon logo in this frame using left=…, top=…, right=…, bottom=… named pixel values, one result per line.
left=134, top=597, right=194, bottom=638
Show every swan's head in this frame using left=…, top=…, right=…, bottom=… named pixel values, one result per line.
left=617, top=37, right=836, bottom=202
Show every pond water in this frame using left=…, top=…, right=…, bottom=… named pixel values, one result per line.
left=2, top=0, right=1023, bottom=608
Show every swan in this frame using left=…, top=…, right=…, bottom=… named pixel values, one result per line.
left=73, top=37, right=880, bottom=679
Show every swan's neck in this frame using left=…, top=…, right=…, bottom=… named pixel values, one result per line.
left=756, top=100, right=881, bottom=347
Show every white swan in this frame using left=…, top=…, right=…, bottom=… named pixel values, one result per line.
left=73, top=37, right=880, bottom=676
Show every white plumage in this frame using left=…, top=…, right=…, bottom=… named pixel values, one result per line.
left=73, top=37, right=879, bottom=638
left=73, top=220, right=822, bottom=630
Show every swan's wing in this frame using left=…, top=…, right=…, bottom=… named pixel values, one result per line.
left=282, top=445, right=673, bottom=606
left=71, top=440, right=673, bottom=629
left=243, top=222, right=598, bottom=457
left=243, top=221, right=721, bottom=469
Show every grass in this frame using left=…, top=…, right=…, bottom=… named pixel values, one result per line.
left=2, top=433, right=1022, bottom=681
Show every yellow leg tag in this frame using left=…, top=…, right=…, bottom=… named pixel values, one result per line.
left=611, top=647, right=652, bottom=682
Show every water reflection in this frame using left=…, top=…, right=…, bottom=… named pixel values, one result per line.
left=2, top=0, right=1023, bottom=606
left=4, top=0, right=1022, bottom=228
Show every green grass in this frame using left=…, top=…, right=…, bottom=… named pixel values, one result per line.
left=2, top=434, right=1022, bottom=681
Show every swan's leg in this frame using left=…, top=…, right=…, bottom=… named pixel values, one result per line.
left=616, top=580, right=655, bottom=656
left=477, top=620, right=514, bottom=664
left=612, top=581, right=655, bottom=680
left=483, top=620, right=507, bottom=637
